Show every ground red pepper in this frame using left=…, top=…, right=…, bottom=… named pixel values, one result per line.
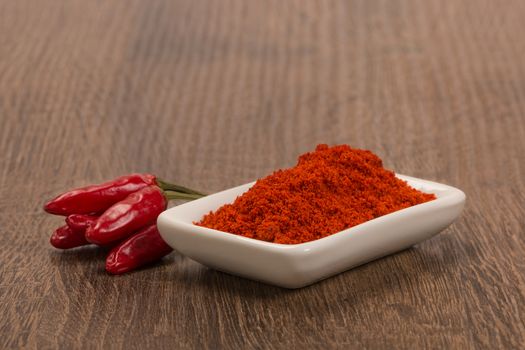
left=197, top=144, right=436, bottom=244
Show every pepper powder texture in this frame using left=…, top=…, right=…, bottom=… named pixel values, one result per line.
left=197, top=144, right=436, bottom=244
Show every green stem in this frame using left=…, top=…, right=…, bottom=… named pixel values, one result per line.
left=156, top=178, right=206, bottom=196
left=164, top=190, right=204, bottom=201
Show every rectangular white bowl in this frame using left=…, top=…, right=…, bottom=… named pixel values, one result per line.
left=157, top=175, right=465, bottom=288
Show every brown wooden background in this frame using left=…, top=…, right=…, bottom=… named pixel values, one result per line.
left=1, top=0, right=524, bottom=348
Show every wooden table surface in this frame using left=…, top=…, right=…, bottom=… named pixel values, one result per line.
left=1, top=0, right=524, bottom=348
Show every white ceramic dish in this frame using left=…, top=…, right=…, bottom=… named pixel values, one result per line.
left=157, top=175, right=465, bottom=289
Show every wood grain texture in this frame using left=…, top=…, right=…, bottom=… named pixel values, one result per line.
left=1, top=0, right=524, bottom=348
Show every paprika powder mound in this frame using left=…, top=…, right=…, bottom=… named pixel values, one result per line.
left=197, top=144, right=436, bottom=244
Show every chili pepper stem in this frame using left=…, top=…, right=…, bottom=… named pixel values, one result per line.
left=156, top=178, right=206, bottom=196
left=164, top=190, right=204, bottom=201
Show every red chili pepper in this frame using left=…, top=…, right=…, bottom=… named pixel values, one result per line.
left=50, top=214, right=97, bottom=249
left=85, top=185, right=167, bottom=245
left=44, top=173, right=157, bottom=216
left=105, top=224, right=173, bottom=274
left=50, top=225, right=90, bottom=249
left=66, top=214, right=97, bottom=233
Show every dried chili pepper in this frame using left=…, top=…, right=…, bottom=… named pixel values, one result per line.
left=50, top=214, right=97, bottom=249
left=85, top=185, right=167, bottom=245
left=45, top=174, right=205, bottom=274
left=50, top=225, right=90, bottom=249
left=44, top=174, right=157, bottom=215
left=105, top=224, right=173, bottom=274
left=66, top=214, right=97, bottom=234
